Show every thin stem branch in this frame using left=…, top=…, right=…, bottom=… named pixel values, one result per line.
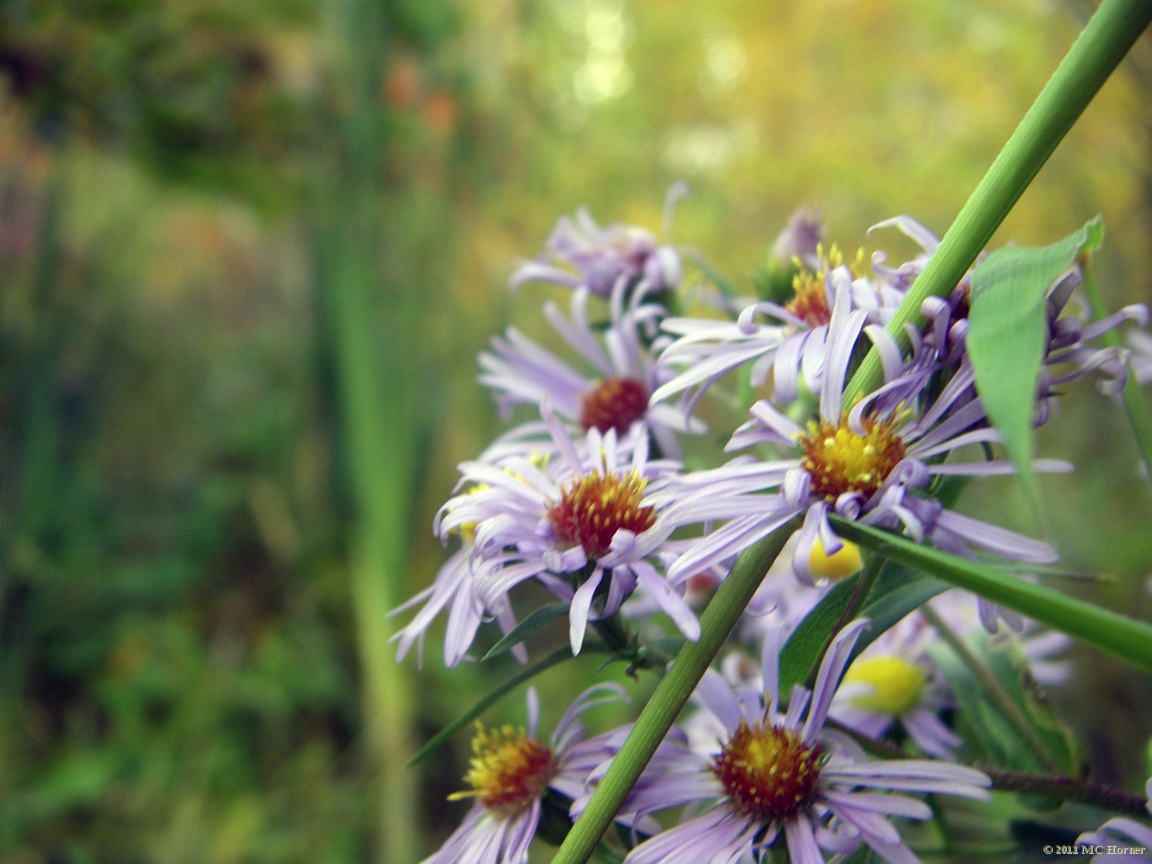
left=827, top=719, right=1150, bottom=816
left=919, top=605, right=1059, bottom=772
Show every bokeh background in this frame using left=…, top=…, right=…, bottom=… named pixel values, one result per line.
left=1, top=1, right=1150, bottom=862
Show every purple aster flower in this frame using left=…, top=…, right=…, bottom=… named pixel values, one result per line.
left=652, top=246, right=904, bottom=414
left=390, top=543, right=518, bottom=668
left=663, top=304, right=1071, bottom=630
left=510, top=185, right=687, bottom=303
left=617, top=619, right=991, bottom=864
left=479, top=286, right=701, bottom=459
left=421, top=684, right=636, bottom=864
left=831, top=614, right=961, bottom=760
left=434, top=404, right=707, bottom=656
left=1076, top=777, right=1152, bottom=863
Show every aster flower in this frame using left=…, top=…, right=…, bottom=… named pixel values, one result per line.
left=422, top=684, right=635, bottom=864
left=651, top=229, right=907, bottom=414
left=510, top=185, right=687, bottom=303
left=832, top=614, right=961, bottom=760
left=616, top=619, right=991, bottom=864
left=663, top=301, right=1071, bottom=630
left=479, top=286, right=700, bottom=459
left=434, top=404, right=710, bottom=656
left=1076, top=777, right=1152, bottom=863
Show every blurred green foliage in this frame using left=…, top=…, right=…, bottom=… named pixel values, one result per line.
left=0, top=0, right=1149, bottom=861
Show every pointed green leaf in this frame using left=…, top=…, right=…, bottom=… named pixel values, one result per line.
left=482, top=602, right=570, bottom=661
left=830, top=517, right=1152, bottom=674
left=779, top=561, right=948, bottom=696
left=967, top=216, right=1104, bottom=504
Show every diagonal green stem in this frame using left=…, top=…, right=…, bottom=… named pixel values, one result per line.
left=845, top=0, right=1152, bottom=408
left=552, top=516, right=802, bottom=864
left=919, top=605, right=1058, bottom=772
left=832, top=517, right=1152, bottom=674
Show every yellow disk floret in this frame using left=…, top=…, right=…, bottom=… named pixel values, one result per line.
left=842, top=655, right=926, bottom=716
left=449, top=723, right=555, bottom=816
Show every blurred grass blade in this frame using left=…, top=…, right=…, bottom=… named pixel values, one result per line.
left=967, top=217, right=1103, bottom=505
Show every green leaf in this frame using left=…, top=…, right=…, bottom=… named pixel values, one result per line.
left=482, top=602, right=570, bottom=661
left=831, top=517, right=1152, bottom=674
left=779, top=561, right=948, bottom=696
left=930, top=630, right=1083, bottom=777
left=966, top=216, right=1104, bottom=504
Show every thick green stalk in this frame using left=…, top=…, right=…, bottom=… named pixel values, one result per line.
left=846, top=0, right=1152, bottom=407
left=552, top=516, right=802, bottom=864
left=832, top=518, right=1152, bottom=674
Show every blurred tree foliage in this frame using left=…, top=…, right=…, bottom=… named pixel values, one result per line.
left=0, top=0, right=1148, bottom=862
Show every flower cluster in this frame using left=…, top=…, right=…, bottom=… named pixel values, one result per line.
left=396, top=194, right=1152, bottom=863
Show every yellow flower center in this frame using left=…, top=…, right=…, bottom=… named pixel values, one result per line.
left=712, top=721, right=822, bottom=821
left=798, top=414, right=906, bottom=502
left=842, top=655, right=926, bottom=716
left=784, top=244, right=863, bottom=328
left=786, top=269, right=832, bottom=328
left=449, top=723, right=556, bottom=816
left=580, top=376, right=650, bottom=435
left=547, top=469, right=656, bottom=558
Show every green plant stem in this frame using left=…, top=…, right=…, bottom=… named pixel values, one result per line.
left=552, top=515, right=803, bottom=864
left=831, top=518, right=1152, bottom=673
left=845, top=0, right=1152, bottom=407
left=1081, top=266, right=1152, bottom=480
left=919, top=605, right=1058, bottom=772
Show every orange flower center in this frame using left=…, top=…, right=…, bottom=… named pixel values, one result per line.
left=580, top=376, right=649, bottom=435
left=547, top=469, right=656, bottom=558
left=798, top=414, right=907, bottom=501
left=713, top=721, right=822, bottom=820
left=786, top=269, right=832, bottom=328
left=450, top=723, right=556, bottom=816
